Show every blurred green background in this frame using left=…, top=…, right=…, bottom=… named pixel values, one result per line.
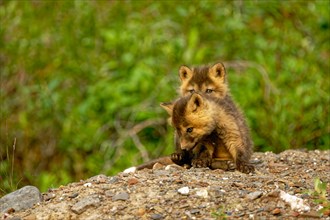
left=1, top=0, right=329, bottom=195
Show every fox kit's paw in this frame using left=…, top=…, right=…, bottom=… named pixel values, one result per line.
left=191, top=158, right=211, bottom=168
left=210, top=160, right=236, bottom=171
left=236, top=161, right=255, bottom=174
left=171, top=152, right=186, bottom=165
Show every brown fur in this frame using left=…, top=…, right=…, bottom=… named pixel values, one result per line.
left=161, top=102, right=232, bottom=169
left=169, top=92, right=254, bottom=173
left=178, top=63, right=236, bottom=166
left=179, top=63, right=228, bottom=99
left=126, top=63, right=252, bottom=172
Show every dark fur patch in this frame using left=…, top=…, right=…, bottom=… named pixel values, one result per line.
left=189, top=66, right=214, bottom=89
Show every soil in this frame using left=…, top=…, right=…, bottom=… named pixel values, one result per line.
left=3, top=150, right=330, bottom=220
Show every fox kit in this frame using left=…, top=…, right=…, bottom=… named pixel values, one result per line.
left=165, top=92, right=254, bottom=173
left=123, top=62, right=253, bottom=173
left=177, top=62, right=252, bottom=170
left=179, top=62, right=228, bottom=99
left=161, top=102, right=234, bottom=170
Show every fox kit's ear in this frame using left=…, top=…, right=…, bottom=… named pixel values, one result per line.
left=188, top=93, right=204, bottom=112
left=209, top=63, right=226, bottom=82
left=160, top=102, right=174, bottom=116
left=179, top=65, right=193, bottom=82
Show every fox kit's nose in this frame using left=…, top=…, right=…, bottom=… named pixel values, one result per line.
left=180, top=139, right=194, bottom=150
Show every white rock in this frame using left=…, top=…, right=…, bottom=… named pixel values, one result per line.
left=279, top=190, right=310, bottom=212
left=83, top=182, right=92, bottom=187
left=195, top=188, right=208, bottom=198
left=178, top=186, right=189, bottom=195
left=123, top=167, right=137, bottom=173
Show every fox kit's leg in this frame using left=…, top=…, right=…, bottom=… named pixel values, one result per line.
left=211, top=140, right=236, bottom=171
left=206, top=132, right=236, bottom=171
left=171, top=132, right=192, bottom=166
left=191, top=142, right=213, bottom=168
left=219, top=128, right=254, bottom=173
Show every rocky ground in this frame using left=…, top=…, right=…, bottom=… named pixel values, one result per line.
left=1, top=150, right=330, bottom=220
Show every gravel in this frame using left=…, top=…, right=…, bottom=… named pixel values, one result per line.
left=2, top=150, right=330, bottom=220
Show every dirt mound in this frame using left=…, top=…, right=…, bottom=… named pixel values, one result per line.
left=3, top=150, right=330, bottom=219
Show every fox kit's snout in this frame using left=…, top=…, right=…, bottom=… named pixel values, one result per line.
left=179, top=138, right=196, bottom=150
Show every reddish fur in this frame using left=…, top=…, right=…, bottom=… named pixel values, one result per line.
left=171, top=93, right=254, bottom=173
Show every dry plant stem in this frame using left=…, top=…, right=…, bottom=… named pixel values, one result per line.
left=11, top=138, right=16, bottom=189
left=113, top=117, right=166, bottom=166
left=128, top=119, right=167, bottom=162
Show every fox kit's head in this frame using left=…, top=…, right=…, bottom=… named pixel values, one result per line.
left=161, top=93, right=216, bottom=150
left=179, top=62, right=228, bottom=99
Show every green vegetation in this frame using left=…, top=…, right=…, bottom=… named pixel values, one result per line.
left=0, top=1, right=329, bottom=194
left=212, top=206, right=228, bottom=219
left=313, top=178, right=330, bottom=216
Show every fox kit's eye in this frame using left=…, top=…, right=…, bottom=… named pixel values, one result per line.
left=186, top=127, right=193, bottom=133
left=188, top=89, right=195, bottom=94
left=205, top=89, right=213, bottom=94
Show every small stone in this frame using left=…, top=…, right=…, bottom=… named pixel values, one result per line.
left=71, top=196, right=100, bottom=214
left=165, top=164, right=185, bottom=171
left=195, top=188, right=208, bottom=198
left=272, top=208, right=281, bottom=215
left=68, top=192, right=79, bottom=199
left=178, top=187, right=189, bottom=195
left=246, top=191, right=263, bottom=200
left=0, top=185, right=42, bottom=213
left=105, top=190, right=114, bottom=197
left=232, top=182, right=244, bottom=188
left=127, top=178, right=139, bottom=185
left=123, top=167, right=137, bottom=173
left=83, top=182, right=92, bottom=187
left=87, top=174, right=108, bottom=183
left=43, top=193, right=56, bottom=201
left=150, top=213, right=163, bottom=220
left=112, top=192, right=129, bottom=201
left=109, top=176, right=119, bottom=184
left=190, top=209, right=200, bottom=214
left=136, top=208, right=146, bottom=216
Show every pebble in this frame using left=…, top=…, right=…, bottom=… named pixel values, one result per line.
left=165, top=164, right=185, bottom=171
left=178, top=187, right=189, bottom=195
left=71, top=196, right=100, bottom=214
left=272, top=208, right=281, bottom=215
left=195, top=188, right=208, bottom=198
left=0, top=185, right=42, bottom=213
left=43, top=193, right=56, bottom=201
left=83, top=182, right=92, bottom=187
left=246, top=191, right=263, bottom=200
left=68, top=192, right=79, bottom=199
left=150, top=213, right=163, bottom=219
left=127, top=178, right=139, bottom=185
left=87, top=174, right=108, bottom=183
left=112, top=192, right=130, bottom=201
left=136, top=208, right=146, bottom=216
left=123, top=167, right=136, bottom=174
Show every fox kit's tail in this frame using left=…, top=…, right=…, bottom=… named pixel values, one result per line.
left=123, top=156, right=174, bottom=173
